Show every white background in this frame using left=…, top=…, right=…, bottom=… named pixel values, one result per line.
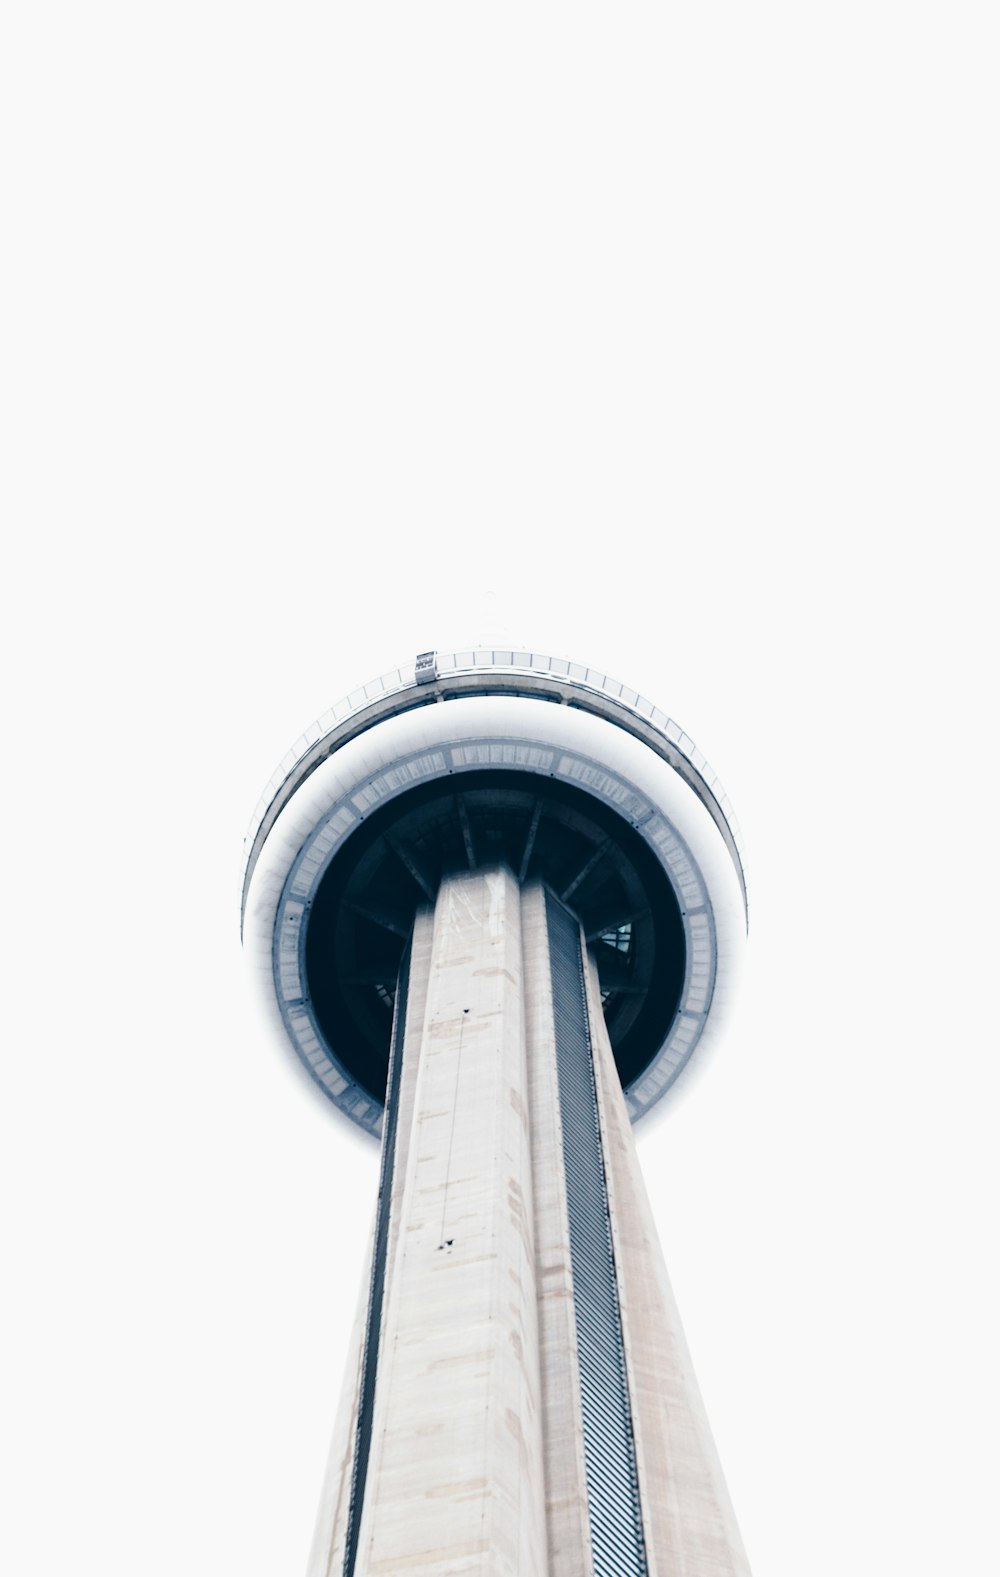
left=2, top=3, right=997, bottom=1573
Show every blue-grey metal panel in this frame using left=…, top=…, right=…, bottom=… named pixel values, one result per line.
left=547, top=892, right=648, bottom=1577
left=342, top=953, right=409, bottom=1577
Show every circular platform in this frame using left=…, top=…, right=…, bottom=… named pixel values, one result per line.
left=242, top=651, right=747, bottom=1137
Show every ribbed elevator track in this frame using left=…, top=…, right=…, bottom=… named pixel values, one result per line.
left=546, top=892, right=648, bottom=1577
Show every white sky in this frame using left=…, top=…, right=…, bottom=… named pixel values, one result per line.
left=2, top=4, right=997, bottom=1574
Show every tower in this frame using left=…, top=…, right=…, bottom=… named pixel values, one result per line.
left=242, top=648, right=750, bottom=1577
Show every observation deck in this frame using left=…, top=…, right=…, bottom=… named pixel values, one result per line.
left=242, top=649, right=747, bottom=1137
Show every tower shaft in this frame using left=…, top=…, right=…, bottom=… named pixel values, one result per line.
left=308, top=869, right=750, bottom=1577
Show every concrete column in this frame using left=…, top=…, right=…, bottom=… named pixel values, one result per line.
left=520, top=886, right=594, bottom=1577
left=584, top=943, right=752, bottom=1577
left=306, top=908, right=437, bottom=1577
left=354, top=868, right=547, bottom=1577
left=315, top=873, right=750, bottom=1577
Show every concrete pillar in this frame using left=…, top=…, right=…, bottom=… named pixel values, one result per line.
left=306, top=908, right=437, bottom=1577
left=354, top=868, right=547, bottom=1577
left=521, top=885, right=594, bottom=1577
left=584, top=932, right=752, bottom=1577
left=314, top=870, right=749, bottom=1577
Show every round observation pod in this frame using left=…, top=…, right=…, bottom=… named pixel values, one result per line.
left=242, top=650, right=748, bottom=1138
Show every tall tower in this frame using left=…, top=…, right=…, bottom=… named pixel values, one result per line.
left=242, top=649, right=750, bottom=1577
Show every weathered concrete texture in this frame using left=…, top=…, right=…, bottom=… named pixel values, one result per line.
left=315, top=868, right=749, bottom=1577
left=354, top=869, right=547, bottom=1577
left=520, top=886, right=594, bottom=1577
left=584, top=947, right=752, bottom=1577
left=306, top=909, right=438, bottom=1577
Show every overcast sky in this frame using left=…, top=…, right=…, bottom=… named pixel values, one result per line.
left=3, top=4, right=997, bottom=1574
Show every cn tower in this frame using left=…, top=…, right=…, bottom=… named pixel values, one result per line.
left=242, top=648, right=751, bottom=1577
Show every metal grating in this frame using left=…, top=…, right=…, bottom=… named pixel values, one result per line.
left=342, top=946, right=409, bottom=1577
left=547, top=892, right=648, bottom=1577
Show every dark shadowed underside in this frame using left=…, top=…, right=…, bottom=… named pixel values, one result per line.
left=303, top=770, right=686, bottom=1106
